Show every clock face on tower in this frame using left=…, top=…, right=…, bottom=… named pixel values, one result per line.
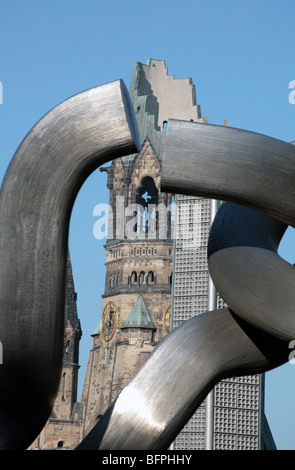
left=101, top=301, right=118, bottom=342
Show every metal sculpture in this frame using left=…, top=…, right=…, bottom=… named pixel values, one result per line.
left=161, top=120, right=295, bottom=342
left=77, top=120, right=294, bottom=450
left=0, top=80, right=140, bottom=449
left=0, top=84, right=293, bottom=450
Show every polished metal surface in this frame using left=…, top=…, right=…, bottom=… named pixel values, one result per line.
left=161, top=120, right=295, bottom=227
left=0, top=80, right=140, bottom=449
left=161, top=120, right=295, bottom=341
left=1, top=92, right=293, bottom=450
left=208, top=202, right=293, bottom=341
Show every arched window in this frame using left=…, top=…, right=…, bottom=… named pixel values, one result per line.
left=131, top=271, right=137, bottom=285
left=163, top=121, right=167, bottom=131
left=139, top=271, right=145, bottom=285
left=65, top=340, right=70, bottom=360
left=136, top=176, right=159, bottom=236
left=147, top=271, right=154, bottom=284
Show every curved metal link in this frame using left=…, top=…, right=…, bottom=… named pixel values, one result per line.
left=0, top=80, right=140, bottom=449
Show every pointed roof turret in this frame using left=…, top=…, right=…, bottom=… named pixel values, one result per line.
left=122, top=296, right=156, bottom=330
left=91, top=321, right=100, bottom=337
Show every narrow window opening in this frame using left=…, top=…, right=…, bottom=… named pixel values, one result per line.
left=65, top=341, right=70, bottom=358
left=131, top=271, right=137, bottom=285
left=136, top=176, right=159, bottom=236
left=139, top=271, right=145, bottom=285
left=62, top=372, right=66, bottom=400
left=148, top=271, right=155, bottom=285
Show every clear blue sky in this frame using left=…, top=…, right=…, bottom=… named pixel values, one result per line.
left=1, top=0, right=295, bottom=450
